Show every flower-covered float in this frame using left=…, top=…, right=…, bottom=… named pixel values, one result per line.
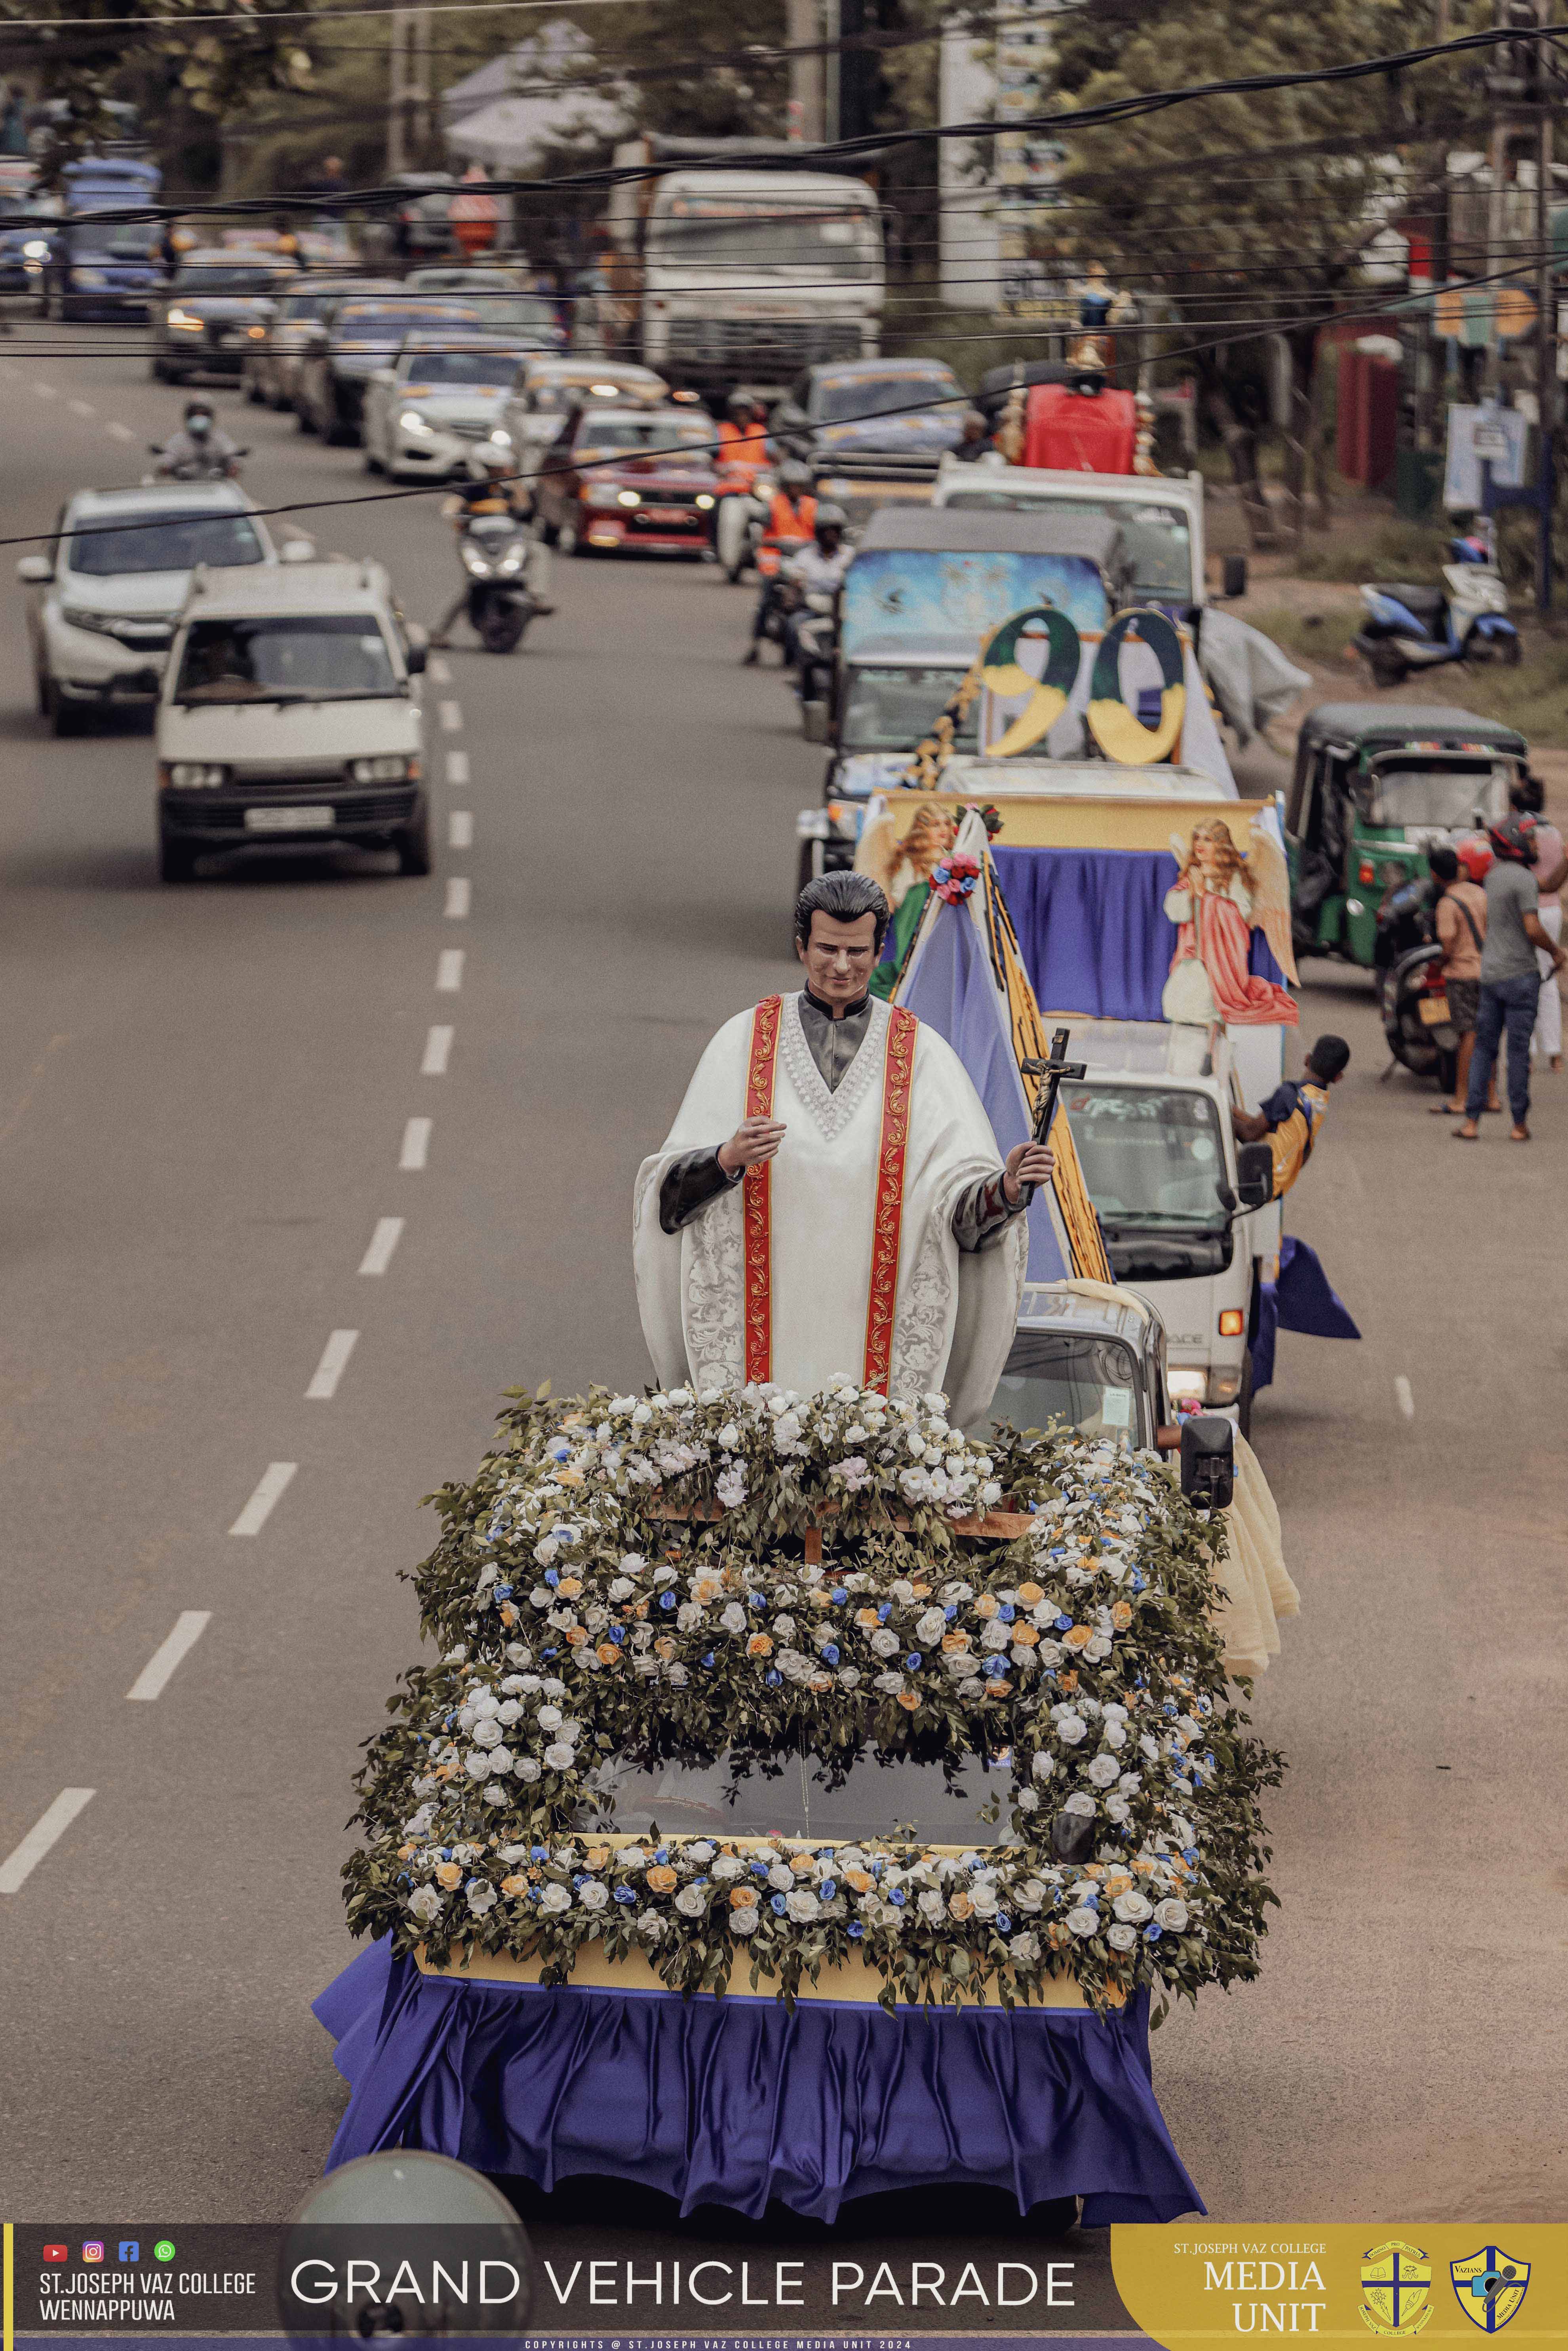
left=316, top=1378, right=1283, bottom=2224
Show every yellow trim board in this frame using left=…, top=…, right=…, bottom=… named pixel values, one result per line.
left=876, top=793, right=1277, bottom=851
left=418, top=1940, right=1087, bottom=2010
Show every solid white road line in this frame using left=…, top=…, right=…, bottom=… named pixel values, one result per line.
left=448, top=811, right=473, bottom=849
left=439, top=700, right=462, bottom=732
left=306, top=1327, right=360, bottom=1400
left=436, top=948, right=464, bottom=992
left=400, top=1116, right=432, bottom=1171
left=422, top=1024, right=453, bottom=1076
left=429, top=655, right=453, bottom=684
left=1395, top=1374, right=1415, bottom=1420
left=229, top=1460, right=298, bottom=1536
left=445, top=750, right=470, bottom=786
left=444, top=877, right=471, bottom=919
left=126, top=1611, right=212, bottom=1702
left=69, top=398, right=95, bottom=417
left=0, top=1789, right=95, bottom=1894
left=107, top=421, right=135, bottom=442
left=358, top=1215, right=405, bottom=1275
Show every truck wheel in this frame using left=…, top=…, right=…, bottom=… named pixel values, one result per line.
left=395, top=805, right=432, bottom=877
left=159, top=831, right=196, bottom=884
left=44, top=676, right=84, bottom=737
left=1237, top=1347, right=1254, bottom=1441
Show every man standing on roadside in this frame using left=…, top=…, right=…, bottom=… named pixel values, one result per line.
left=1427, top=845, right=1494, bottom=1118
left=1511, top=772, right=1566, bottom=1072
left=1456, top=813, right=1568, bottom=1143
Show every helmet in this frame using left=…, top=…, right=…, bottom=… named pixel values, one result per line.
left=778, top=457, right=813, bottom=497
left=814, top=501, right=848, bottom=541
left=184, top=394, right=214, bottom=417
left=1455, top=834, right=1493, bottom=884
left=727, top=388, right=761, bottom=419
left=184, top=394, right=213, bottom=437
left=466, top=444, right=512, bottom=480
left=1487, top=810, right=1538, bottom=862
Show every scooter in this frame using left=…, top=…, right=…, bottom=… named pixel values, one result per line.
left=144, top=444, right=247, bottom=483
left=457, top=512, right=537, bottom=652
left=792, top=593, right=838, bottom=742
left=1353, top=533, right=1519, bottom=687
left=715, top=463, right=773, bottom=583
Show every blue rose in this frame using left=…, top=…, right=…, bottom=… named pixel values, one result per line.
left=765, top=1669, right=782, bottom=1687
left=986, top=1655, right=1008, bottom=1677
left=572, top=1873, right=585, bottom=1888
left=889, top=1886, right=907, bottom=1906
left=999, top=1603, right=1015, bottom=1623
left=830, top=1587, right=849, bottom=1604
left=905, top=1652, right=922, bottom=1671
left=771, top=1893, right=788, bottom=1915
left=613, top=1887, right=636, bottom=1905
left=655, top=1848, right=669, bottom=1864
left=545, top=1569, right=559, bottom=1587
left=945, top=1604, right=958, bottom=1621
left=751, top=1860, right=769, bottom=1878
left=660, top=1591, right=677, bottom=1611
left=1144, top=1922, right=1162, bottom=1941
left=495, top=1583, right=513, bottom=1600
left=819, top=1879, right=837, bottom=1900
left=848, top=1921, right=864, bottom=1939
left=531, top=1845, right=548, bottom=1860
left=822, top=1644, right=840, bottom=1665
left=702, top=1650, right=716, bottom=1668
left=996, top=1913, right=1012, bottom=1934
left=1055, top=1614, right=1073, bottom=1631
left=877, top=1601, right=892, bottom=1622
left=542, top=1647, right=558, bottom=1659
left=749, top=1591, right=766, bottom=1608
left=1184, top=1846, right=1200, bottom=1864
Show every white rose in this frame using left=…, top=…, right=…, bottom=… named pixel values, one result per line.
left=1106, top=1923, right=1138, bottom=1952
left=837, top=1666, right=862, bottom=1688
left=1104, top=1797, right=1130, bottom=1824
left=543, top=1742, right=577, bottom=1772
left=1112, top=1890, right=1153, bottom=1924
left=407, top=1885, right=442, bottom=1923
left=470, top=1691, right=500, bottom=1719
left=577, top=1880, right=609, bottom=1911
left=687, top=1841, right=715, bottom=1863
left=715, top=1422, right=739, bottom=1449
left=638, top=1911, right=665, bottom=1942
left=466, top=1883, right=497, bottom=1916
left=537, top=1882, right=571, bottom=1914
left=1008, top=1931, right=1040, bottom=1964
left=464, top=1749, right=493, bottom=1780
left=1031, top=1752, right=1055, bottom=1783
left=969, top=1885, right=999, bottom=1918
left=1056, top=1714, right=1088, bottom=1746
left=674, top=1885, right=708, bottom=1917
left=496, top=1700, right=523, bottom=1726
left=472, top=1719, right=503, bottom=1749
left=1066, top=1905, right=1100, bottom=1938
left=1063, top=1791, right=1096, bottom=1817
left=720, top=1602, right=747, bottom=1634
left=917, top=1888, right=944, bottom=1919
left=712, top=1854, right=744, bottom=1880
left=869, top=1628, right=900, bottom=1658
left=1087, top=1753, right=1120, bottom=1788
left=915, top=1609, right=946, bottom=1644
left=515, top=1757, right=541, bottom=1783
left=487, top=1746, right=514, bottom=1775
left=631, top=1402, right=653, bottom=1424
left=785, top=1888, right=820, bottom=1923
left=537, top=1705, right=563, bottom=1731
left=1154, top=1898, right=1189, bottom=1931
left=873, top=1671, right=905, bottom=1694
left=731, top=1906, right=760, bottom=1936
left=769, top=1861, right=794, bottom=1890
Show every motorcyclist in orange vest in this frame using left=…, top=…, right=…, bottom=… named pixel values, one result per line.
left=716, top=388, right=769, bottom=469
left=742, top=459, right=816, bottom=664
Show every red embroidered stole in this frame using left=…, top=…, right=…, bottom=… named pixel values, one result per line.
left=863, top=1005, right=917, bottom=1396
left=741, top=996, right=783, bottom=1383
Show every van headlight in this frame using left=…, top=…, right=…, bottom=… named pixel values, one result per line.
left=400, top=409, right=434, bottom=435
left=164, top=762, right=228, bottom=789
left=22, top=238, right=48, bottom=260
left=350, top=755, right=415, bottom=783
left=166, top=307, right=205, bottom=331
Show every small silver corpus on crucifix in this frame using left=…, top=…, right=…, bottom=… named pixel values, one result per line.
left=1019, top=1026, right=1086, bottom=1200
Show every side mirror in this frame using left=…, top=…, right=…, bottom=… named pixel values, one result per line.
left=1235, top=1139, right=1275, bottom=1210
left=1222, top=553, right=1248, bottom=599
left=403, top=626, right=428, bottom=676
left=17, top=552, right=53, bottom=584
left=1180, top=1414, right=1235, bottom=1510
left=280, top=539, right=315, bottom=563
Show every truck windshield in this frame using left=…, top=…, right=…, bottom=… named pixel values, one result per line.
left=578, top=1746, right=1016, bottom=1846
left=72, top=220, right=158, bottom=263
left=1364, top=759, right=1510, bottom=830
left=840, top=665, right=979, bottom=752
left=987, top=1332, right=1144, bottom=1445
left=650, top=204, right=877, bottom=282
left=66, top=510, right=265, bottom=577
left=1064, top=1083, right=1227, bottom=1224
left=173, top=614, right=398, bottom=701
left=942, top=489, right=1193, bottom=601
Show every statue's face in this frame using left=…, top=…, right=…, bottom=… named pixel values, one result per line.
left=797, top=910, right=880, bottom=1008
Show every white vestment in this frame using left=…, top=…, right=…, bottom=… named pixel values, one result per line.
left=634, top=992, right=1027, bottom=1429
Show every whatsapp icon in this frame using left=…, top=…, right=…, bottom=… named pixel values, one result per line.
left=153, top=2241, right=175, bottom=2263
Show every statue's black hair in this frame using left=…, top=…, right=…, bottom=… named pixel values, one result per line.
left=793, top=869, right=891, bottom=954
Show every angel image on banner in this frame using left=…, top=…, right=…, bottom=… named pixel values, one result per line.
left=1161, top=813, right=1298, bottom=1026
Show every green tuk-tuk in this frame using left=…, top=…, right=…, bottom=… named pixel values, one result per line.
left=1286, top=701, right=1526, bottom=966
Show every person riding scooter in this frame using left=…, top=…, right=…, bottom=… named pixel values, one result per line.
left=741, top=459, right=816, bottom=664
left=156, top=396, right=242, bottom=481
left=716, top=389, right=769, bottom=466
left=781, top=502, right=851, bottom=700
left=430, top=445, right=554, bottom=646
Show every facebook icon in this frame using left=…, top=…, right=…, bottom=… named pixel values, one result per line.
left=118, top=2242, right=139, bottom=2263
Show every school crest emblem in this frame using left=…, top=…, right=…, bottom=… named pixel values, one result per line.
left=1360, top=2242, right=1433, bottom=2336
left=1450, top=2248, right=1530, bottom=2332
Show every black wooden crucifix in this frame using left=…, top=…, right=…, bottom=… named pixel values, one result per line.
left=1020, top=1027, right=1086, bottom=1187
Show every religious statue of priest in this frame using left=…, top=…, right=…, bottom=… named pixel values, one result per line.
left=634, top=872, right=1055, bottom=1428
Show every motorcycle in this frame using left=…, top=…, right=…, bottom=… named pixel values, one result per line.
left=792, top=590, right=838, bottom=742
left=1373, top=881, right=1458, bottom=1087
left=715, top=464, right=773, bottom=583
left=457, top=512, right=537, bottom=653
left=145, top=443, right=247, bottom=483
left=1353, top=533, right=1519, bottom=688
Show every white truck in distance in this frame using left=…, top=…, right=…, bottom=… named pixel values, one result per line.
left=607, top=152, right=884, bottom=398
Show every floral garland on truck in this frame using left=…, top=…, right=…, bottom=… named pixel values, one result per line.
left=345, top=1380, right=1283, bottom=2019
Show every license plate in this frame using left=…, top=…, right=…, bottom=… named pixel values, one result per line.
left=1418, top=994, right=1450, bottom=1026
left=640, top=507, right=691, bottom=525
left=245, top=805, right=333, bottom=832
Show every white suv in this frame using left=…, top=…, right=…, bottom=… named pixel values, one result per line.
left=17, top=481, right=287, bottom=736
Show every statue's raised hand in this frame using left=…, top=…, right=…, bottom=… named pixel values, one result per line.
left=1003, top=1140, right=1055, bottom=1203
left=717, top=1116, right=788, bottom=1177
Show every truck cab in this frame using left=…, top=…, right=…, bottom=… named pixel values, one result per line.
left=932, top=457, right=1207, bottom=617
left=985, top=1278, right=1172, bottom=1449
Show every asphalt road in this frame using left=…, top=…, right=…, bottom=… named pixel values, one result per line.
left=0, top=315, right=1562, bottom=2231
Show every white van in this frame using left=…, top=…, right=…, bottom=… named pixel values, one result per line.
left=155, top=559, right=428, bottom=883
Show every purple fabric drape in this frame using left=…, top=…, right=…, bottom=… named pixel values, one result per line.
left=1250, top=1235, right=1362, bottom=1390
left=991, top=847, right=1289, bottom=1023
left=314, top=1941, right=1203, bottom=2227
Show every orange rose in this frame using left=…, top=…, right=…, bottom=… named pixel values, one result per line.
left=1104, top=1873, right=1133, bottom=1898
left=1111, top=1601, right=1133, bottom=1630
left=909, top=1581, right=931, bottom=1598
left=729, top=1885, right=757, bottom=1909
left=434, top=1762, right=455, bottom=1782
left=556, top=1576, right=583, bottom=1598
left=1084, top=1863, right=1106, bottom=1881
left=435, top=1862, right=462, bottom=1890
left=554, top=1466, right=584, bottom=1487
left=747, top=1632, right=773, bottom=1656
left=397, top=1841, right=415, bottom=1860
left=1047, top=1921, right=1068, bottom=1949
left=1017, top=1581, right=1043, bottom=1605
left=1010, top=1624, right=1039, bottom=1647
left=500, top=1873, right=529, bottom=1896
left=1133, top=1856, right=1158, bottom=1876
left=563, top=1626, right=588, bottom=1646
left=975, top=1593, right=999, bottom=1619
left=584, top=1848, right=610, bottom=1871
left=856, top=1608, right=880, bottom=1628
left=843, top=1869, right=873, bottom=1893
left=791, top=1852, right=815, bottom=1877
left=948, top=1890, right=973, bottom=1921
left=645, top=1865, right=678, bottom=1893
left=1063, top=1625, right=1093, bottom=1650
left=942, top=1630, right=970, bottom=1652
left=810, top=1672, right=833, bottom=1693
left=897, top=1691, right=921, bottom=1711
left=654, top=1636, right=677, bottom=1659
left=695, top=1578, right=722, bottom=1604
left=596, top=1643, right=620, bottom=1666
left=1058, top=1669, right=1079, bottom=1693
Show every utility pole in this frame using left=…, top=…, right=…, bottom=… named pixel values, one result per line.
left=387, top=6, right=406, bottom=177
left=787, top=0, right=825, bottom=143
left=1536, top=101, right=1553, bottom=612
left=1484, top=0, right=1561, bottom=613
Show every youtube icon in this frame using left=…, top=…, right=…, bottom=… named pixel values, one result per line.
left=42, top=2245, right=67, bottom=2265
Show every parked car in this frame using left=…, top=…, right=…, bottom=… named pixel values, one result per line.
left=362, top=333, right=531, bottom=480
left=241, top=278, right=400, bottom=411
left=494, top=356, right=668, bottom=489
left=155, top=558, right=429, bottom=883
left=295, top=295, right=480, bottom=444
left=149, top=248, right=302, bottom=383
left=533, top=402, right=719, bottom=556
left=16, top=481, right=292, bottom=735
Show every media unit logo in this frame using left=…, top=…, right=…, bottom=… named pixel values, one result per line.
left=1359, top=2242, right=1433, bottom=2336
left=1450, top=2249, right=1531, bottom=2332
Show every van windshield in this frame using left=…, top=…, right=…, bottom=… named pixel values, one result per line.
left=840, top=664, right=978, bottom=752
left=173, top=613, right=398, bottom=702
left=1063, top=1083, right=1227, bottom=1225
left=576, top=1747, right=1017, bottom=1846
left=66, top=510, right=265, bottom=577
left=1365, top=758, right=1511, bottom=830
left=942, top=489, right=1194, bottom=601
left=987, top=1331, right=1144, bottom=1445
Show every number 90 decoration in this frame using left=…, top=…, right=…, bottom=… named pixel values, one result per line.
left=981, top=604, right=1187, bottom=766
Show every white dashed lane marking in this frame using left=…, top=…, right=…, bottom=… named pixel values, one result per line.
left=439, top=701, right=462, bottom=733
left=400, top=1116, right=432, bottom=1171
left=448, top=811, right=473, bottom=849
left=107, top=421, right=134, bottom=442
left=69, top=398, right=95, bottom=417
left=445, top=751, right=469, bottom=786
left=126, top=1612, right=211, bottom=1702
left=428, top=656, right=453, bottom=684
left=1395, top=1375, right=1414, bottom=1420
left=305, top=1328, right=360, bottom=1400
left=422, top=1024, right=453, bottom=1076
left=0, top=1790, right=95, bottom=1895
left=229, top=1460, right=297, bottom=1536
left=358, top=1216, right=404, bottom=1275
left=436, top=948, right=464, bottom=992
left=444, top=877, right=470, bottom=919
